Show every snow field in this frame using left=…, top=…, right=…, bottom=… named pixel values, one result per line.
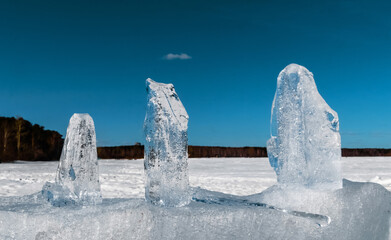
left=0, top=157, right=390, bottom=198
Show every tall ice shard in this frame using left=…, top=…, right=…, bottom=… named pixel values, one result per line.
left=267, top=64, right=342, bottom=190
left=42, top=113, right=102, bottom=206
left=144, top=78, right=191, bottom=207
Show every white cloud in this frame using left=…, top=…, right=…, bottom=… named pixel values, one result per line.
left=163, top=53, right=192, bottom=60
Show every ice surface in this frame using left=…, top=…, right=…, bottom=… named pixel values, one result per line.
left=0, top=180, right=389, bottom=240
left=144, top=78, right=191, bottom=207
left=42, top=113, right=102, bottom=206
left=267, top=64, right=342, bottom=189
left=191, top=187, right=331, bottom=227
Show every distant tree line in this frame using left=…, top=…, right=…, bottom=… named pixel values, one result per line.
left=97, top=145, right=268, bottom=159
left=96, top=145, right=391, bottom=159
left=0, top=117, right=63, bottom=162
left=341, top=148, right=391, bottom=157
left=97, top=145, right=144, bottom=159
left=188, top=146, right=268, bottom=158
left=1, top=116, right=391, bottom=162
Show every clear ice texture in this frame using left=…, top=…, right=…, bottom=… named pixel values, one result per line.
left=42, top=113, right=102, bottom=206
left=267, top=64, right=342, bottom=189
left=144, top=78, right=191, bottom=207
left=1, top=181, right=390, bottom=240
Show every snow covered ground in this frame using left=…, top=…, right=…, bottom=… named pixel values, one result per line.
left=0, top=157, right=390, bottom=198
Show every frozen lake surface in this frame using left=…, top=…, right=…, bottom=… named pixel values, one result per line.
left=1, top=157, right=390, bottom=198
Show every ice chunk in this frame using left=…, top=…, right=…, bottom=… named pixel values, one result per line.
left=144, top=78, right=191, bottom=207
left=191, top=187, right=331, bottom=227
left=267, top=64, right=342, bottom=189
left=42, top=113, right=102, bottom=206
left=0, top=181, right=390, bottom=239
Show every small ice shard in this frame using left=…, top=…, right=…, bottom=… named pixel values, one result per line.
left=42, top=113, right=102, bottom=206
left=144, top=78, right=191, bottom=207
left=267, top=64, right=342, bottom=190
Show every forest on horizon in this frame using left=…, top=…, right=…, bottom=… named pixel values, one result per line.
left=0, top=116, right=390, bottom=163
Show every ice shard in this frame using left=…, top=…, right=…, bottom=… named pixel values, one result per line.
left=42, top=113, right=102, bottom=206
left=144, top=78, right=191, bottom=207
left=267, top=64, right=342, bottom=190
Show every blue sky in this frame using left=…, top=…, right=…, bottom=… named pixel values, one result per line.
left=0, top=0, right=390, bottom=148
